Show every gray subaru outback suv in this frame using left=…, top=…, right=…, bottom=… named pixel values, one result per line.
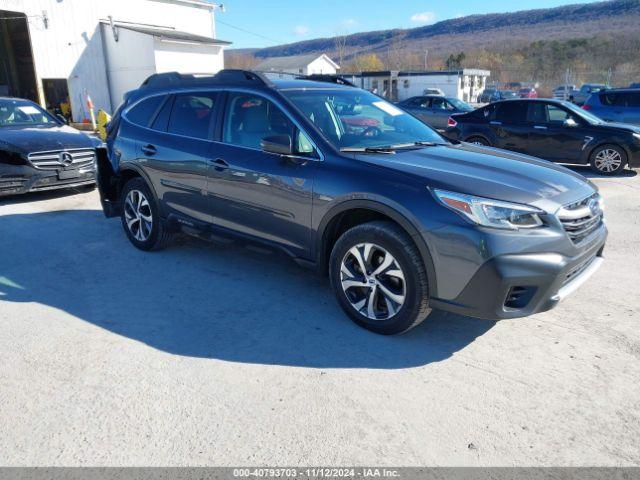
left=97, top=70, right=607, bottom=335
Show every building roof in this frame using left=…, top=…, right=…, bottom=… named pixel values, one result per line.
left=255, top=54, right=339, bottom=72
left=348, top=69, right=490, bottom=78
left=104, top=22, right=232, bottom=46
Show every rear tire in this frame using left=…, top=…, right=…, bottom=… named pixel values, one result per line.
left=465, top=136, right=490, bottom=146
left=329, top=221, right=432, bottom=335
left=120, top=177, right=173, bottom=251
left=589, top=144, right=627, bottom=176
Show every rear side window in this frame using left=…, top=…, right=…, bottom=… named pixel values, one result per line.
left=600, top=93, right=616, bottom=106
left=126, top=96, right=164, bottom=127
left=629, top=93, right=640, bottom=107
left=167, top=93, right=218, bottom=139
left=495, top=102, right=527, bottom=123
left=150, top=96, right=173, bottom=131
left=409, top=97, right=430, bottom=108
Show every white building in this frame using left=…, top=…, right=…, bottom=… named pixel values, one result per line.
left=0, top=0, right=230, bottom=122
left=345, top=69, right=491, bottom=103
left=256, top=54, right=339, bottom=76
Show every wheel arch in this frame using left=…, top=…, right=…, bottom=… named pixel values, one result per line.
left=586, top=141, right=629, bottom=167
left=463, top=133, right=492, bottom=146
left=317, top=199, right=439, bottom=298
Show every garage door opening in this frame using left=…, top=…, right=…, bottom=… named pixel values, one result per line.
left=0, top=10, right=37, bottom=102
left=42, top=78, right=71, bottom=121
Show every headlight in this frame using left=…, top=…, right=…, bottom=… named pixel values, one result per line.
left=432, top=189, right=544, bottom=230
left=632, top=133, right=640, bottom=143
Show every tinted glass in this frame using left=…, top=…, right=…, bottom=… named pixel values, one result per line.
left=495, top=102, right=527, bottom=122
left=431, top=97, right=453, bottom=111
left=167, top=93, right=217, bottom=139
left=127, top=96, right=164, bottom=127
left=0, top=99, right=58, bottom=127
left=150, top=95, right=173, bottom=131
left=612, top=92, right=640, bottom=107
left=283, top=89, right=445, bottom=150
left=628, top=93, right=640, bottom=107
left=409, top=97, right=429, bottom=108
left=223, top=93, right=315, bottom=155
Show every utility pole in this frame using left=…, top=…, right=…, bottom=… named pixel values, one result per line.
left=424, top=50, right=429, bottom=71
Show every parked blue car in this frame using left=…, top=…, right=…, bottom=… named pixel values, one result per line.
left=582, top=88, right=640, bottom=125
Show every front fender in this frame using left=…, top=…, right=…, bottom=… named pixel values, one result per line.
left=316, top=196, right=439, bottom=298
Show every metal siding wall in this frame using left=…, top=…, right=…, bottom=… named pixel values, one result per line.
left=0, top=0, right=219, bottom=117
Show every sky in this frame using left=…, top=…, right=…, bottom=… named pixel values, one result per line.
left=214, top=0, right=602, bottom=49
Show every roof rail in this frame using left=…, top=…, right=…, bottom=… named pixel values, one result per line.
left=139, top=69, right=274, bottom=90
left=299, top=74, right=356, bottom=87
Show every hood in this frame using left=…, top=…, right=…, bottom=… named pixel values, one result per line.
left=0, top=125, right=98, bottom=154
left=355, top=143, right=596, bottom=212
left=595, top=122, right=640, bottom=134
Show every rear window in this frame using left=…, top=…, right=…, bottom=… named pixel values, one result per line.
left=167, top=93, right=218, bottom=140
left=495, top=102, right=527, bottom=122
left=126, top=96, right=164, bottom=127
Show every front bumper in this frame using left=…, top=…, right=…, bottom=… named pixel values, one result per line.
left=429, top=226, right=607, bottom=320
left=0, top=164, right=96, bottom=197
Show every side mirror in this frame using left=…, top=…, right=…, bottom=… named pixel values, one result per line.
left=564, top=118, right=578, bottom=128
left=261, top=135, right=293, bottom=156
left=56, top=114, right=69, bottom=125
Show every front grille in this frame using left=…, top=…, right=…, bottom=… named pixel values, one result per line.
left=558, top=194, right=604, bottom=245
left=27, top=149, right=95, bottom=171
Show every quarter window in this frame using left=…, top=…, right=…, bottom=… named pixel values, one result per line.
left=167, top=93, right=218, bottom=140
left=126, top=96, right=165, bottom=127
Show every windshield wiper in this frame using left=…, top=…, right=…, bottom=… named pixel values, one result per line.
left=340, top=146, right=397, bottom=154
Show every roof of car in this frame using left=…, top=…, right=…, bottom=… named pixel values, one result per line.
left=135, top=70, right=356, bottom=96
left=599, top=87, right=640, bottom=93
left=270, top=79, right=353, bottom=90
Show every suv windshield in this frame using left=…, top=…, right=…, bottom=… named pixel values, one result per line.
left=283, top=89, right=446, bottom=151
left=0, top=99, right=58, bottom=127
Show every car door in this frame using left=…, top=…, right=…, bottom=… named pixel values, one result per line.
left=488, top=101, right=530, bottom=153
left=526, top=102, right=586, bottom=162
left=205, top=91, right=318, bottom=259
left=429, top=97, right=455, bottom=130
left=137, top=91, right=219, bottom=224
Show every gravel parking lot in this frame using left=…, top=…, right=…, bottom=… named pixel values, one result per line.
left=1, top=167, right=639, bottom=466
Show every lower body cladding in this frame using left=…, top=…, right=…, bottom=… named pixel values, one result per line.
left=0, top=164, right=96, bottom=197
left=427, top=225, right=608, bottom=320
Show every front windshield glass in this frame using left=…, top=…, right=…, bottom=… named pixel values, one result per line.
left=563, top=101, right=604, bottom=124
left=283, top=89, right=446, bottom=151
left=0, top=99, right=58, bottom=127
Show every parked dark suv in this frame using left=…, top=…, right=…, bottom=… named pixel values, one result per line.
left=98, top=70, right=607, bottom=335
left=445, top=99, right=640, bottom=175
left=0, top=97, right=100, bottom=197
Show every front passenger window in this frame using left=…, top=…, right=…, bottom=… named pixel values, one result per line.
left=224, top=93, right=316, bottom=156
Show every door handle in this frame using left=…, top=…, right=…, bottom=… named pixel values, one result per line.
left=141, top=144, right=157, bottom=156
left=209, top=158, right=229, bottom=172
left=534, top=125, right=548, bottom=130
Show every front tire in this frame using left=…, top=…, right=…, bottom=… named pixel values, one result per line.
left=120, top=177, right=173, bottom=251
left=465, top=136, right=490, bottom=146
left=329, top=221, right=432, bottom=335
left=590, top=144, right=627, bottom=176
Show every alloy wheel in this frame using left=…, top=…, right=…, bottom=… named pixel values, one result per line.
left=594, top=148, right=623, bottom=173
left=124, top=189, right=153, bottom=242
left=340, top=243, right=406, bottom=321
